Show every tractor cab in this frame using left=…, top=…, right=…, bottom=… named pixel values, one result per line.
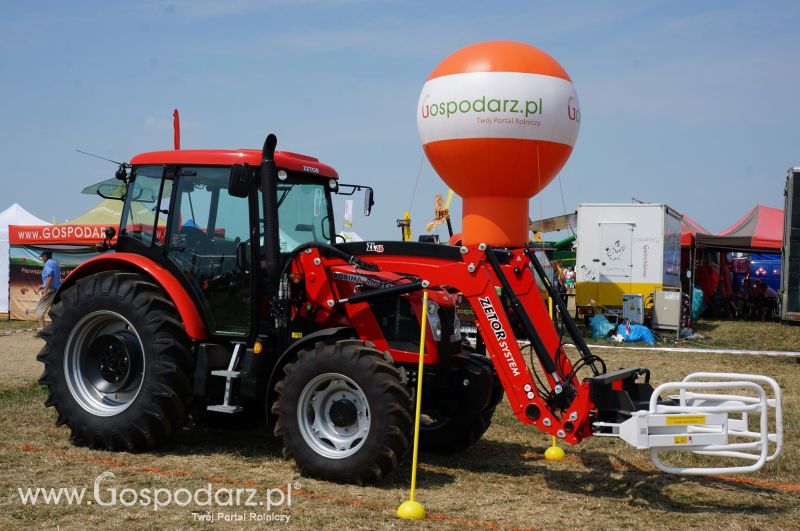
left=96, top=146, right=372, bottom=340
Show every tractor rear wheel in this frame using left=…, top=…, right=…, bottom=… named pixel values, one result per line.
left=420, top=350, right=503, bottom=453
left=38, top=271, right=193, bottom=450
left=419, top=408, right=496, bottom=453
left=272, top=339, right=412, bottom=483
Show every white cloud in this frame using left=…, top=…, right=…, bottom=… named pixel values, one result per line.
left=148, top=0, right=386, bottom=19
left=143, top=116, right=170, bottom=131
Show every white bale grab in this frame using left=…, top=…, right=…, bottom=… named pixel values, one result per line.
left=594, top=372, right=783, bottom=475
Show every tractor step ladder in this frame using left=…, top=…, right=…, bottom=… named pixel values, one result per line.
left=594, top=372, right=783, bottom=475
left=207, top=342, right=246, bottom=414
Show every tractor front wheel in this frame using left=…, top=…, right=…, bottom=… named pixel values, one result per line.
left=272, top=340, right=412, bottom=483
left=38, top=271, right=193, bottom=450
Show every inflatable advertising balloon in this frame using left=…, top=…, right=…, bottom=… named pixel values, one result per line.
left=417, top=40, right=580, bottom=246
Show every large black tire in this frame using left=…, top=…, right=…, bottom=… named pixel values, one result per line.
left=419, top=350, right=503, bottom=454
left=419, top=408, right=496, bottom=454
left=272, top=339, right=412, bottom=483
left=38, top=271, right=194, bottom=450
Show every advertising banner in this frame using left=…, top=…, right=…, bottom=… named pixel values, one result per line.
left=9, top=224, right=110, bottom=245
left=8, top=245, right=98, bottom=320
left=343, top=200, right=353, bottom=229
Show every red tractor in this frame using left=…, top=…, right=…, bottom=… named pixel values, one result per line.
left=39, top=135, right=783, bottom=483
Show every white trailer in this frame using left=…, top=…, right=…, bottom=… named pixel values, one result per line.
left=575, top=203, right=682, bottom=311
left=780, top=167, right=800, bottom=322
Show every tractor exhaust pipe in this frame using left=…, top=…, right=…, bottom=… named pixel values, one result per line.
left=261, top=134, right=281, bottom=281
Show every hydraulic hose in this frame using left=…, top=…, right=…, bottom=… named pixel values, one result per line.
left=339, top=281, right=422, bottom=305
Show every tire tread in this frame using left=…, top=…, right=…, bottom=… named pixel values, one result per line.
left=272, top=339, right=412, bottom=483
left=38, top=271, right=194, bottom=451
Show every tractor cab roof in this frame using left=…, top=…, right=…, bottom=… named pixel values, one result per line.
left=130, top=149, right=339, bottom=179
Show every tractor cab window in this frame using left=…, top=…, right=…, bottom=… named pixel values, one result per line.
left=275, top=181, right=332, bottom=251
left=153, top=183, right=172, bottom=245
left=167, top=167, right=252, bottom=337
left=122, top=165, right=167, bottom=246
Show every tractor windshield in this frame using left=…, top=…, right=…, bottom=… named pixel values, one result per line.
left=274, top=181, right=333, bottom=251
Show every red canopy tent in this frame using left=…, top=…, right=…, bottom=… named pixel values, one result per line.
left=680, top=213, right=710, bottom=248
left=691, top=206, right=783, bottom=307
left=695, top=205, right=783, bottom=252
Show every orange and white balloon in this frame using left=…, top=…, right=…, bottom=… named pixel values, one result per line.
left=417, top=40, right=580, bottom=246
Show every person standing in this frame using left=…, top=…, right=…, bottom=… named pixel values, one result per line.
left=555, top=262, right=568, bottom=305
left=564, top=266, right=576, bottom=296
left=754, top=280, right=779, bottom=321
left=35, top=250, right=61, bottom=337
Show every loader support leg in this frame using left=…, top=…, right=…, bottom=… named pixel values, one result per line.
left=485, top=250, right=563, bottom=388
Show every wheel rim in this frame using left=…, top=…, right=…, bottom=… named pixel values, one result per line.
left=297, top=373, right=370, bottom=459
left=64, top=310, right=146, bottom=416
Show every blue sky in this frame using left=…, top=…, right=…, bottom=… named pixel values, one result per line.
left=1, top=0, right=798, bottom=239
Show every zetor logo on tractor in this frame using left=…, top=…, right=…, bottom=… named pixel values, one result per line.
left=39, top=134, right=783, bottom=484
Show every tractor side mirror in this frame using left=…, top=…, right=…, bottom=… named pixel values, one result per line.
left=95, top=226, right=117, bottom=252
left=228, top=164, right=252, bottom=198
left=364, top=187, right=374, bottom=216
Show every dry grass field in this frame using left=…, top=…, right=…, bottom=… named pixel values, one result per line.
left=0, top=322, right=798, bottom=530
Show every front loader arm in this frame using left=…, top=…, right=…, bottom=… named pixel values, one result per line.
left=458, top=246, right=594, bottom=443
left=291, top=241, right=784, bottom=475
left=298, top=242, right=597, bottom=443
left=460, top=282, right=594, bottom=443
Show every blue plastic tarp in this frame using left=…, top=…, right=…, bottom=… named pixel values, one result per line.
left=617, top=323, right=656, bottom=345
left=589, top=314, right=614, bottom=339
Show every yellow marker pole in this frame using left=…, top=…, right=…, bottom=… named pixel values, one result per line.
left=544, top=296, right=564, bottom=460
left=397, top=291, right=428, bottom=520
left=401, top=211, right=412, bottom=241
